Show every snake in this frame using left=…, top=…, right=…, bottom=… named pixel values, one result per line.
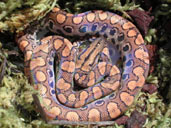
left=17, top=7, right=149, bottom=122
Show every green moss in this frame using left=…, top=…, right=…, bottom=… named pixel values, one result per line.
left=0, top=0, right=57, bottom=32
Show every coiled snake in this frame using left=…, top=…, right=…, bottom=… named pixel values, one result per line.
left=17, top=8, right=149, bottom=122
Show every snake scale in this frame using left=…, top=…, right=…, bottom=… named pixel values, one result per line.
left=17, top=8, right=149, bottom=122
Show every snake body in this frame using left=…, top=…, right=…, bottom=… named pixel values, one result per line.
left=17, top=8, right=149, bottom=121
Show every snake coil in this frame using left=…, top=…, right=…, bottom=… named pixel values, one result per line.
left=17, top=8, right=149, bottom=122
